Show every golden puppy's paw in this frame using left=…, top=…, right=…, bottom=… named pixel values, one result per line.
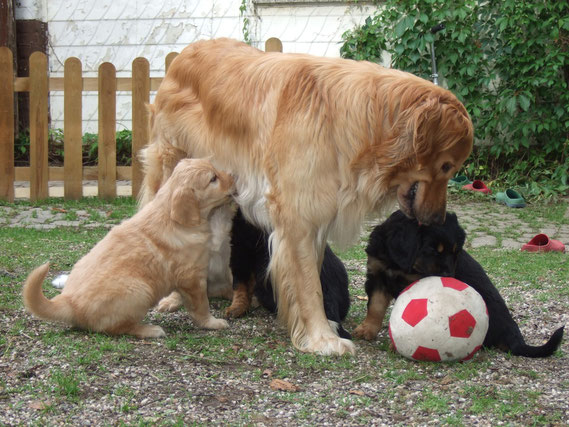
left=156, top=293, right=183, bottom=313
left=133, top=324, right=166, bottom=339
left=353, top=322, right=380, bottom=341
left=201, top=317, right=229, bottom=330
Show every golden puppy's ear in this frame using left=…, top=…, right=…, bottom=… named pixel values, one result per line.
left=170, top=187, right=201, bottom=227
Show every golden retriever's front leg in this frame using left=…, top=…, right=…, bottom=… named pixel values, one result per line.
left=270, top=228, right=356, bottom=356
left=178, top=278, right=229, bottom=330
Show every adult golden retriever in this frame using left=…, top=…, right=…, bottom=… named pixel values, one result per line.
left=23, top=159, right=235, bottom=338
left=140, top=38, right=474, bottom=355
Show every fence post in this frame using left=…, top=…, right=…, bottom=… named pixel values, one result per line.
left=132, top=57, right=150, bottom=199
left=265, top=37, right=283, bottom=52
left=0, top=47, right=15, bottom=202
left=64, top=57, right=83, bottom=200
left=165, top=52, right=178, bottom=72
left=98, top=62, right=117, bottom=200
left=29, top=51, right=49, bottom=201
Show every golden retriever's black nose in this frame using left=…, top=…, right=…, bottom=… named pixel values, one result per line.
left=431, top=211, right=446, bottom=225
left=419, top=210, right=446, bottom=226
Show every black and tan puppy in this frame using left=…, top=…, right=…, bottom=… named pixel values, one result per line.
left=226, top=209, right=352, bottom=339
left=354, top=210, right=564, bottom=358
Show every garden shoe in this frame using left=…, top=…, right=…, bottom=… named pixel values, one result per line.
left=521, top=234, right=566, bottom=253
left=496, top=189, right=526, bottom=208
left=462, top=180, right=492, bottom=195
left=449, top=175, right=472, bottom=187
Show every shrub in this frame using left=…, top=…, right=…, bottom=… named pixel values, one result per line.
left=340, top=0, right=569, bottom=199
left=14, top=129, right=133, bottom=167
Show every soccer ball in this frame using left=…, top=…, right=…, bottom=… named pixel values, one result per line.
left=388, top=276, right=489, bottom=362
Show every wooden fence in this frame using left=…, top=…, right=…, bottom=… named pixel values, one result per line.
left=0, top=37, right=283, bottom=202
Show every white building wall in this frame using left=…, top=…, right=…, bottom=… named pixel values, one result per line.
left=15, top=0, right=378, bottom=132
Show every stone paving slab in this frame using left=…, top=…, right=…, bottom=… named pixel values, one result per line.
left=2, top=186, right=569, bottom=252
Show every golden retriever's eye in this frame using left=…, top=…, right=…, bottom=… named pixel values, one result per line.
left=441, top=163, right=452, bottom=174
left=210, top=175, right=218, bottom=183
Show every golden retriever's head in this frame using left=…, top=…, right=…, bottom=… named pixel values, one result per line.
left=389, top=90, right=473, bottom=225
left=167, top=158, right=236, bottom=227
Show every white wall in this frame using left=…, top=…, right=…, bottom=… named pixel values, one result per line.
left=15, top=0, right=378, bottom=131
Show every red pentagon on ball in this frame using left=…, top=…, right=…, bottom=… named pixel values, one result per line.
left=449, top=309, right=477, bottom=338
left=441, top=276, right=469, bottom=291
left=401, top=298, right=428, bottom=327
left=411, top=346, right=441, bottom=362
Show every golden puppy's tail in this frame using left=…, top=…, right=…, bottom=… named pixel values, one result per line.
left=23, top=263, right=74, bottom=324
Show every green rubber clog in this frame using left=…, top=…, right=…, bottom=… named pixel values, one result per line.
left=449, top=175, right=472, bottom=187
left=496, top=189, right=526, bottom=208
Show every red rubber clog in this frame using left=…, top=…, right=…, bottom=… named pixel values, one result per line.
left=521, top=234, right=566, bottom=253
left=462, top=180, right=492, bottom=195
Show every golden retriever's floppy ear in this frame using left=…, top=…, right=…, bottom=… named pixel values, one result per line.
left=170, top=187, right=201, bottom=227
left=411, top=96, right=473, bottom=164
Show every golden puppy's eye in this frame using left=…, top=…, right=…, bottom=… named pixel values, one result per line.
left=210, top=175, right=218, bottom=183
left=441, top=163, right=452, bottom=174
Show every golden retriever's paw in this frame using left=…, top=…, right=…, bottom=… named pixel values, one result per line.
left=156, top=293, right=183, bottom=313
left=133, top=324, right=166, bottom=339
left=353, top=322, right=380, bottom=341
left=201, top=317, right=229, bottom=330
left=298, top=335, right=356, bottom=356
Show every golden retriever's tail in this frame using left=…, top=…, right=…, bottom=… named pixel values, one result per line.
left=22, top=263, right=74, bottom=324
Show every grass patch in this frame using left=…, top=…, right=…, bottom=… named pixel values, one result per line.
left=0, top=196, right=567, bottom=424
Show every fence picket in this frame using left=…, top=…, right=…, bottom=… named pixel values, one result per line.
left=0, top=47, right=15, bottom=202
left=64, top=57, right=83, bottom=200
left=98, top=62, right=117, bottom=199
left=29, top=51, right=49, bottom=201
left=165, top=52, right=178, bottom=72
left=265, top=37, right=283, bottom=52
left=132, top=57, right=150, bottom=199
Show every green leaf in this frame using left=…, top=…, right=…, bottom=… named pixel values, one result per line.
left=394, top=17, right=409, bottom=38
left=518, top=94, right=531, bottom=111
left=506, top=96, right=517, bottom=115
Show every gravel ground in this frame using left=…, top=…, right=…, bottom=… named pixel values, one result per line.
left=1, top=196, right=568, bottom=425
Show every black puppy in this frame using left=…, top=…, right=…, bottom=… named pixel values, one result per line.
left=226, top=210, right=351, bottom=339
left=354, top=210, right=564, bottom=357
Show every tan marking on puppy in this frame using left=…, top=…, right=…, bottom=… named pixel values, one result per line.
left=225, top=276, right=256, bottom=318
left=353, top=290, right=392, bottom=341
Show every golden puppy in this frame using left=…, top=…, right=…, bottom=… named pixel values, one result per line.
left=140, top=38, right=474, bottom=354
left=23, top=159, right=235, bottom=338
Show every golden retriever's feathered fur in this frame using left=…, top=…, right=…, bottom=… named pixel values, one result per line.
left=140, top=38, right=473, bottom=354
left=23, top=159, right=235, bottom=338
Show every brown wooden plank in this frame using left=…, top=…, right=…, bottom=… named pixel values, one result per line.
left=265, top=37, right=283, bottom=53
left=98, top=62, right=117, bottom=199
left=16, top=165, right=131, bottom=182
left=131, top=57, right=150, bottom=199
left=29, top=51, right=49, bottom=201
left=0, top=47, right=15, bottom=201
left=63, top=57, right=83, bottom=200
left=16, top=75, right=164, bottom=92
